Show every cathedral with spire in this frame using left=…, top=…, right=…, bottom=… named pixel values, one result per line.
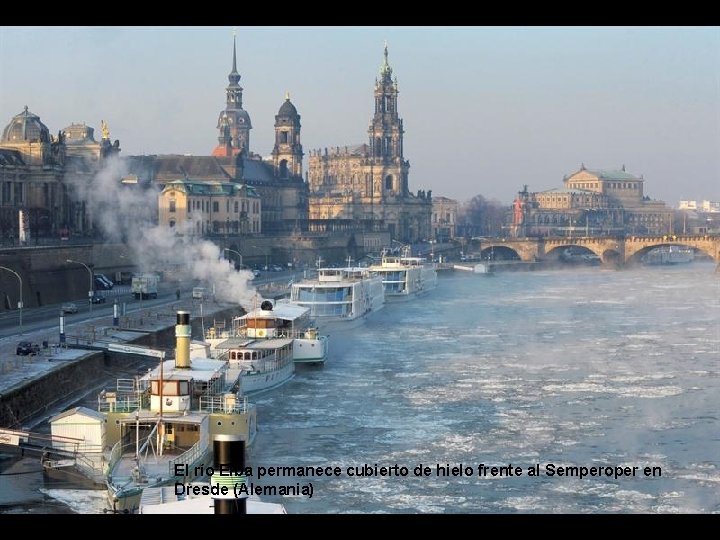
left=211, top=34, right=252, bottom=159
left=307, top=43, right=431, bottom=244
left=132, top=35, right=308, bottom=234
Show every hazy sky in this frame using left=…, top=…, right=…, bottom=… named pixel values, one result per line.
left=1, top=26, right=718, bottom=205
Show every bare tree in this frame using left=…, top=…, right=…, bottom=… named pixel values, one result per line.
left=458, top=195, right=506, bottom=237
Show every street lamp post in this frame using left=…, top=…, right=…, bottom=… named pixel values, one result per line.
left=224, top=248, right=243, bottom=269
left=0, top=266, right=22, bottom=332
left=66, top=258, right=94, bottom=314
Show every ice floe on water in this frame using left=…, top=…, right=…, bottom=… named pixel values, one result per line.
left=39, top=489, right=107, bottom=514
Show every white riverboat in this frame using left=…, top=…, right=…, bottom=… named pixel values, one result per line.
left=99, top=312, right=257, bottom=514
left=368, top=252, right=438, bottom=300
left=206, top=299, right=328, bottom=378
left=289, top=265, right=385, bottom=331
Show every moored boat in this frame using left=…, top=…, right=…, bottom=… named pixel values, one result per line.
left=289, top=265, right=385, bottom=332
left=206, top=299, right=329, bottom=374
left=99, top=312, right=257, bottom=513
left=368, top=251, right=438, bottom=300
left=642, top=246, right=694, bottom=265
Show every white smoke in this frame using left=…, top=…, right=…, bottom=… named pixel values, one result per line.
left=65, top=154, right=261, bottom=310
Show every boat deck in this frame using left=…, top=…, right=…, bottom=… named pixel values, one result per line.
left=111, top=450, right=186, bottom=487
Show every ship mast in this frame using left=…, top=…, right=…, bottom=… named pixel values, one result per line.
left=158, top=351, right=165, bottom=456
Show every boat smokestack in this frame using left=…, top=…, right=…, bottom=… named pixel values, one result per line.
left=212, top=434, right=247, bottom=515
left=175, top=311, right=191, bottom=369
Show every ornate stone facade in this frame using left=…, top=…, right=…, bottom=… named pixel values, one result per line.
left=158, top=179, right=261, bottom=236
left=131, top=38, right=308, bottom=235
left=307, top=45, right=431, bottom=243
left=512, top=165, right=673, bottom=237
left=565, top=164, right=644, bottom=208
left=0, top=107, right=120, bottom=242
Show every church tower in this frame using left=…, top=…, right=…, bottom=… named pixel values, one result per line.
left=272, top=93, right=303, bottom=178
left=212, top=34, right=252, bottom=157
left=368, top=43, right=408, bottom=197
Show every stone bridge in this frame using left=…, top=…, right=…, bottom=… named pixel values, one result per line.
left=475, top=234, right=720, bottom=266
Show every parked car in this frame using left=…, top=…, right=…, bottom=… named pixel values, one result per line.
left=271, top=265, right=284, bottom=272
left=16, top=341, right=40, bottom=356
left=96, top=273, right=114, bottom=289
left=94, top=274, right=114, bottom=290
left=95, top=276, right=111, bottom=290
left=252, top=269, right=261, bottom=278
left=90, top=294, right=106, bottom=304
left=61, top=302, right=78, bottom=314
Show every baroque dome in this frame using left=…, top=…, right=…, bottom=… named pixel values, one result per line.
left=2, top=106, right=51, bottom=143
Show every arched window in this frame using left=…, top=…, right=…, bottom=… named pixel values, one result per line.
left=279, top=160, right=288, bottom=178
left=169, top=219, right=176, bottom=228
left=385, top=175, right=393, bottom=190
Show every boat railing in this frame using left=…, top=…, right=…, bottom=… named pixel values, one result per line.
left=279, top=328, right=323, bottom=339
left=108, top=424, right=172, bottom=486
left=198, top=395, right=249, bottom=414
left=116, top=378, right=137, bottom=394
left=231, top=327, right=324, bottom=340
left=167, top=437, right=207, bottom=478
left=98, top=394, right=143, bottom=413
left=105, top=439, right=124, bottom=478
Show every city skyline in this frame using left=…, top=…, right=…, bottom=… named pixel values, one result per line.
left=1, top=26, right=717, bottom=205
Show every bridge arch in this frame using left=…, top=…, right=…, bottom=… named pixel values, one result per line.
left=627, top=243, right=698, bottom=265
left=471, top=234, right=719, bottom=267
left=480, top=245, right=522, bottom=261
left=545, top=244, right=601, bottom=259
left=624, top=236, right=720, bottom=265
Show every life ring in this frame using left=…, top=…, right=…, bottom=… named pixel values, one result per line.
left=257, top=329, right=266, bottom=338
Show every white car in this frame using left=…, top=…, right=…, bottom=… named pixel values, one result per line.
left=61, top=302, right=78, bottom=314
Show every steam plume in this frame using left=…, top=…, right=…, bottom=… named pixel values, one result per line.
left=66, top=155, right=261, bottom=310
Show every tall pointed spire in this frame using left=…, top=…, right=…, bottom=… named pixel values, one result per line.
left=232, top=31, right=238, bottom=73
left=379, top=40, right=393, bottom=82
left=370, top=39, right=402, bottom=162
left=228, top=30, right=241, bottom=86
left=213, top=30, right=252, bottom=158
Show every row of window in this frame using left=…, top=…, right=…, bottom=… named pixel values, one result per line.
left=168, top=198, right=259, bottom=214
left=570, top=181, right=640, bottom=191
left=168, top=219, right=260, bottom=233
left=321, top=174, right=397, bottom=191
left=540, top=196, right=598, bottom=206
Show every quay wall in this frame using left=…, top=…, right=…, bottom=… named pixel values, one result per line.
left=0, top=307, right=242, bottom=428
left=0, top=351, right=107, bottom=428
